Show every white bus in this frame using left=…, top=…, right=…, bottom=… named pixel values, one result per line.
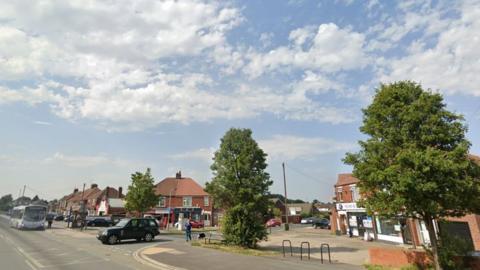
left=10, top=205, right=47, bottom=230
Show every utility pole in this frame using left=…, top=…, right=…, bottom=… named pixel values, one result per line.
left=22, top=185, right=26, bottom=197
left=282, top=162, right=289, bottom=231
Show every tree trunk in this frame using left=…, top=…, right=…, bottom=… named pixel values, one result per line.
left=424, top=216, right=441, bottom=270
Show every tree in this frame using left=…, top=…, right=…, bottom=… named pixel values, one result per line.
left=206, top=128, right=273, bottom=248
left=125, top=168, right=158, bottom=216
left=344, top=81, right=480, bottom=270
left=0, top=194, right=13, bottom=211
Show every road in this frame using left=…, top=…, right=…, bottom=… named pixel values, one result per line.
left=0, top=216, right=163, bottom=270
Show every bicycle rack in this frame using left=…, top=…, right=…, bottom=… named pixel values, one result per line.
left=300, top=241, right=310, bottom=260
left=282, top=240, right=293, bottom=257
left=320, top=243, right=331, bottom=264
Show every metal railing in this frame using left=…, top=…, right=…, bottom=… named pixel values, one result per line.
left=320, top=243, right=331, bottom=264
left=282, top=240, right=293, bottom=257
left=300, top=241, right=310, bottom=260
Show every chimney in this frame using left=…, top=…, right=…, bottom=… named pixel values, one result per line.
left=73, top=188, right=79, bottom=193
left=118, top=187, right=123, bottom=197
left=91, top=183, right=98, bottom=189
left=175, top=171, right=182, bottom=179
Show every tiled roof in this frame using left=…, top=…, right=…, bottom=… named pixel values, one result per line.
left=335, top=173, right=359, bottom=187
left=155, top=177, right=209, bottom=196
left=469, top=154, right=480, bottom=165
left=69, top=187, right=101, bottom=202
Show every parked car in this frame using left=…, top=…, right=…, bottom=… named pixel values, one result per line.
left=87, top=218, right=113, bottom=227
left=313, top=218, right=331, bottom=229
left=97, top=218, right=160, bottom=245
left=300, top=217, right=320, bottom=224
left=46, top=213, right=56, bottom=222
left=266, top=218, right=282, bottom=227
left=54, top=215, right=64, bottom=221
left=189, top=220, right=204, bottom=229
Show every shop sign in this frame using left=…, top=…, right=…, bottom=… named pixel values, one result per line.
left=336, top=203, right=364, bottom=210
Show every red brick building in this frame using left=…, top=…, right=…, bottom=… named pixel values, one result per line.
left=331, top=155, right=480, bottom=251
left=62, top=184, right=123, bottom=216
left=150, top=171, right=213, bottom=228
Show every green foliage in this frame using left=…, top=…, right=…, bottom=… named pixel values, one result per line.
left=345, top=81, right=480, bottom=219
left=0, top=194, right=13, bottom=211
left=272, top=208, right=282, bottom=218
left=300, top=212, right=310, bottom=219
left=344, top=81, right=480, bottom=269
left=438, top=226, right=473, bottom=270
left=125, top=168, right=158, bottom=215
left=206, top=128, right=273, bottom=248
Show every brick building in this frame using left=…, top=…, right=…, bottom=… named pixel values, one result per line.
left=331, top=157, right=480, bottom=251
left=61, top=184, right=123, bottom=216
left=150, top=171, right=213, bottom=228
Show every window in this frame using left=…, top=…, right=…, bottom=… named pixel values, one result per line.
left=350, top=185, right=359, bottom=202
left=183, top=196, right=192, bottom=207
left=158, top=196, right=165, bottom=207
left=204, top=196, right=209, bottom=206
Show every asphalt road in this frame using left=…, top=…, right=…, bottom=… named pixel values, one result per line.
left=0, top=216, right=164, bottom=270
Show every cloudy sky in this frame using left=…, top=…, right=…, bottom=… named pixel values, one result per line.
left=1, top=0, right=479, bottom=202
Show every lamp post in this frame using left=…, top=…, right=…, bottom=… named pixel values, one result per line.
left=166, top=188, right=176, bottom=230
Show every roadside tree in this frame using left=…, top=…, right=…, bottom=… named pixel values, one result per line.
left=344, top=81, right=480, bottom=270
left=206, top=128, right=273, bottom=248
left=0, top=194, right=13, bottom=211
left=125, top=168, right=158, bottom=217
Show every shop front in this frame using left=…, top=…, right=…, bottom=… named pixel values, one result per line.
left=375, top=217, right=413, bottom=244
left=336, top=202, right=372, bottom=237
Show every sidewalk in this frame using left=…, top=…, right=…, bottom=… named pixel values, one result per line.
left=136, top=240, right=363, bottom=270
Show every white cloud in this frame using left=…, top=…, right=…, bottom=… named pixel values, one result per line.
left=171, top=148, right=215, bottom=163
left=258, top=135, right=356, bottom=161
left=377, top=1, right=480, bottom=96
left=33, top=121, right=52, bottom=126
left=44, top=152, right=139, bottom=168
left=244, top=23, right=368, bottom=78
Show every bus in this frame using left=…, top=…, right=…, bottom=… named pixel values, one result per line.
left=10, top=205, right=47, bottom=230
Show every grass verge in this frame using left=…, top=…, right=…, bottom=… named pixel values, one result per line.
left=191, top=241, right=280, bottom=257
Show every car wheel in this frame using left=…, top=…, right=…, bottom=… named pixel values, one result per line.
left=144, top=233, right=153, bottom=242
left=107, top=235, right=117, bottom=245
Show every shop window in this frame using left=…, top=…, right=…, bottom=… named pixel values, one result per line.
left=183, top=196, right=192, bottom=207
left=376, top=218, right=401, bottom=236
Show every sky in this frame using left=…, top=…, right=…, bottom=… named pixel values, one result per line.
left=1, top=0, right=479, bottom=202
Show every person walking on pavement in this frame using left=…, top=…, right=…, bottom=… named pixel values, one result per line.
left=185, top=219, right=192, bottom=242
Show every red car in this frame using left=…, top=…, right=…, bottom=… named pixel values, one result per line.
left=189, top=220, right=204, bottom=228
left=266, top=218, right=281, bottom=227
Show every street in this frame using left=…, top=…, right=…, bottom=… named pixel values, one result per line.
left=0, top=216, right=159, bottom=270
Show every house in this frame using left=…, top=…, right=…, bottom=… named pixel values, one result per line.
left=150, top=171, right=213, bottom=228
left=58, top=188, right=80, bottom=215
left=96, top=198, right=126, bottom=217
left=63, top=184, right=123, bottom=216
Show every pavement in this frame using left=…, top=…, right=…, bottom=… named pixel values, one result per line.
left=138, top=240, right=363, bottom=270
left=259, top=225, right=400, bottom=266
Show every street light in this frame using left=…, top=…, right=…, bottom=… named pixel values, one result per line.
left=166, top=188, right=176, bottom=230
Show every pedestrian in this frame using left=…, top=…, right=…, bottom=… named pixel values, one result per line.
left=185, top=219, right=192, bottom=242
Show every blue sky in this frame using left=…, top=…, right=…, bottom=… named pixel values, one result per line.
left=1, top=0, right=479, bottom=202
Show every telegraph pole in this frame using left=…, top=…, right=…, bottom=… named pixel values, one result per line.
left=282, top=162, right=289, bottom=231
left=22, top=185, right=26, bottom=197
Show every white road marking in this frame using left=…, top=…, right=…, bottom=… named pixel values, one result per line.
left=25, top=259, right=38, bottom=270
left=17, top=247, right=45, bottom=268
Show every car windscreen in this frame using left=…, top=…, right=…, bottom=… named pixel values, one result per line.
left=24, top=207, right=46, bottom=222
left=115, top=219, right=130, bottom=227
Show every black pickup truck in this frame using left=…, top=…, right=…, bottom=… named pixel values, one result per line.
left=97, top=218, right=159, bottom=245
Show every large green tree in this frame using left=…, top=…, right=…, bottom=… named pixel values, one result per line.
left=344, top=81, right=480, bottom=270
left=206, top=128, right=273, bottom=248
left=0, top=194, right=13, bottom=211
left=125, top=168, right=158, bottom=216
